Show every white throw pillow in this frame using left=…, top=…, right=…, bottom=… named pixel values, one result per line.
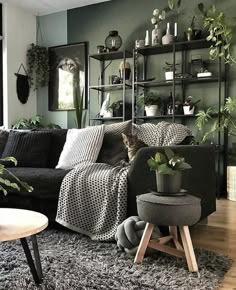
left=56, top=125, right=105, bottom=170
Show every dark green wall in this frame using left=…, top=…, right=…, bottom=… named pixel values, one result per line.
left=66, top=0, right=236, bottom=132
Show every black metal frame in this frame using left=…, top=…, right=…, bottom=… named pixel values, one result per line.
left=88, top=50, right=132, bottom=125
left=20, top=234, right=43, bottom=284
left=132, top=39, right=227, bottom=196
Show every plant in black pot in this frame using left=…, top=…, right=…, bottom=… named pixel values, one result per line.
left=147, top=148, right=192, bottom=194
left=109, top=100, right=123, bottom=117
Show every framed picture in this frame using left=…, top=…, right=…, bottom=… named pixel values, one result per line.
left=48, top=42, right=88, bottom=111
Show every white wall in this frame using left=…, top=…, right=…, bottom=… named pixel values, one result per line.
left=2, top=2, right=36, bottom=128
left=37, top=11, right=68, bottom=129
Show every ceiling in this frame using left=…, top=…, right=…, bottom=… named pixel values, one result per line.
left=2, top=0, right=111, bottom=15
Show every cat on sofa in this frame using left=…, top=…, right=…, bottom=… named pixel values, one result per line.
left=118, top=133, right=148, bottom=166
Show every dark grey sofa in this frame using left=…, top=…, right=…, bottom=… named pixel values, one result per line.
left=0, top=130, right=216, bottom=223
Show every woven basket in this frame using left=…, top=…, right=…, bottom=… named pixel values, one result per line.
left=227, top=166, right=236, bottom=201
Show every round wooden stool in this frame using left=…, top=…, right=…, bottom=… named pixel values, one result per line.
left=134, top=192, right=201, bottom=272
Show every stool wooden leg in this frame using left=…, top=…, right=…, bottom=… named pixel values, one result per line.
left=179, top=226, right=198, bottom=272
left=169, top=226, right=183, bottom=251
left=134, top=223, right=154, bottom=263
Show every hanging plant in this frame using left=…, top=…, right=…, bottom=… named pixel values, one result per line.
left=27, top=43, right=49, bottom=90
left=198, top=3, right=236, bottom=65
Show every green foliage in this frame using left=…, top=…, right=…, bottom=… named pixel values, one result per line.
left=198, top=3, right=236, bottom=65
left=0, top=157, right=33, bottom=196
left=147, top=148, right=192, bottom=175
left=109, top=100, right=123, bottom=111
left=163, top=62, right=180, bottom=72
left=195, top=97, right=236, bottom=142
left=74, top=87, right=87, bottom=129
left=168, top=0, right=182, bottom=11
left=138, top=92, right=162, bottom=107
left=13, top=115, right=61, bottom=129
left=27, top=44, right=49, bottom=90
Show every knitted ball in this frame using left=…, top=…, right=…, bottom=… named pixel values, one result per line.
left=115, top=216, right=161, bottom=255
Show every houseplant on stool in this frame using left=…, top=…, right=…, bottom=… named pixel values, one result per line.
left=147, top=148, right=191, bottom=194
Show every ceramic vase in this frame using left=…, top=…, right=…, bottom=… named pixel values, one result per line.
left=162, top=23, right=175, bottom=45
left=152, top=24, right=162, bottom=46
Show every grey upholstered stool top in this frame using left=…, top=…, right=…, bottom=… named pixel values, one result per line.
left=137, top=193, right=201, bottom=226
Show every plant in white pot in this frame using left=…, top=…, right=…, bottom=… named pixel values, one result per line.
left=147, top=148, right=192, bottom=194
left=163, top=62, right=179, bottom=81
left=139, top=92, right=162, bottom=116
left=183, top=96, right=200, bottom=115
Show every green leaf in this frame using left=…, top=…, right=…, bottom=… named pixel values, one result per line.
left=168, top=0, right=174, bottom=10
left=164, top=148, right=175, bottom=160
left=147, top=158, right=158, bottom=170
left=158, top=164, right=175, bottom=175
left=154, top=152, right=167, bottom=164
left=178, top=162, right=192, bottom=170
left=0, top=156, right=17, bottom=166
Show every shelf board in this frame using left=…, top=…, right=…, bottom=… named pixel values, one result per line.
left=137, top=39, right=212, bottom=56
left=135, top=114, right=196, bottom=120
left=89, top=50, right=132, bottom=61
left=90, top=117, right=124, bottom=121
left=89, top=83, right=132, bottom=91
left=134, top=76, right=223, bottom=88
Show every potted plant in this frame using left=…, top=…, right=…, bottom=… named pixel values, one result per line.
left=139, top=92, right=162, bottom=116
left=27, top=43, right=49, bottom=90
left=198, top=3, right=236, bottom=65
left=163, top=62, right=179, bottom=81
left=183, top=96, right=200, bottom=115
left=184, top=16, right=202, bottom=41
left=109, top=100, right=123, bottom=117
left=195, top=97, right=236, bottom=200
left=147, top=148, right=192, bottom=194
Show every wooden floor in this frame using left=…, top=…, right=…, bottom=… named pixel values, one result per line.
left=191, top=199, right=236, bottom=289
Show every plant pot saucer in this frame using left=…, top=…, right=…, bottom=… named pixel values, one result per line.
left=151, top=189, right=187, bottom=196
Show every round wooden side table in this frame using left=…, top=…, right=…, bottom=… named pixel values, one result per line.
left=0, top=208, right=48, bottom=284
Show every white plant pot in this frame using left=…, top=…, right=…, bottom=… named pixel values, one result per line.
left=103, top=109, right=113, bottom=118
left=183, top=105, right=194, bottom=115
left=145, top=105, right=160, bottom=116
left=165, top=71, right=173, bottom=81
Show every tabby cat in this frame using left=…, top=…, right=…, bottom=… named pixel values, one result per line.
left=121, top=133, right=148, bottom=165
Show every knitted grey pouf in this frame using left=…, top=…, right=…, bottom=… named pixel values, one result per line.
left=115, top=216, right=161, bottom=255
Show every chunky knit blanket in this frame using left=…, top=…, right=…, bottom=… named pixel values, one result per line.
left=56, top=163, right=129, bottom=241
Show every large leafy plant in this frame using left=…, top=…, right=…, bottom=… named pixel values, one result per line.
left=27, top=44, right=49, bottom=90
left=168, top=0, right=182, bottom=11
left=196, top=97, right=236, bottom=142
left=0, top=157, right=33, bottom=195
left=13, top=115, right=61, bottom=130
left=198, top=3, right=236, bottom=64
left=138, top=92, right=162, bottom=107
left=147, top=148, right=191, bottom=175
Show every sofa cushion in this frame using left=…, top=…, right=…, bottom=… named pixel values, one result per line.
left=0, top=130, right=9, bottom=157
left=2, top=131, right=51, bottom=167
left=97, top=120, right=132, bottom=166
left=56, top=126, right=105, bottom=170
left=1, top=167, right=69, bottom=199
left=34, top=129, right=68, bottom=168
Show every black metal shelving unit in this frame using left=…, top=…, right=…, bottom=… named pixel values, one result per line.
left=89, top=50, right=132, bottom=125
left=132, top=39, right=227, bottom=197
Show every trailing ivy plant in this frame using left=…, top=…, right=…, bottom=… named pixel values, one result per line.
left=0, top=157, right=33, bottom=195
left=195, top=97, right=236, bottom=143
left=198, top=3, right=236, bottom=65
left=27, top=43, right=49, bottom=90
left=13, top=115, right=61, bottom=129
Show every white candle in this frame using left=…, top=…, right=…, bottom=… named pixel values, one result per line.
left=167, top=22, right=170, bottom=30
left=174, top=22, right=178, bottom=37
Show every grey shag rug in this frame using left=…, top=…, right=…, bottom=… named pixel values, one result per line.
left=0, top=229, right=232, bottom=290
